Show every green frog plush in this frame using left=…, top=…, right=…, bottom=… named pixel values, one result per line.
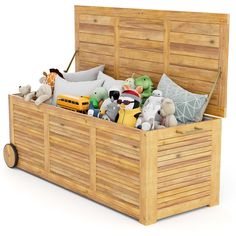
left=88, top=87, right=108, bottom=117
left=134, top=75, right=153, bottom=106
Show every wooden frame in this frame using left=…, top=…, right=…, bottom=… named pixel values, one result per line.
left=6, top=6, right=229, bottom=225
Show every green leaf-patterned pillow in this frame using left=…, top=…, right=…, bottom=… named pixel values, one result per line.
left=157, top=74, right=208, bottom=124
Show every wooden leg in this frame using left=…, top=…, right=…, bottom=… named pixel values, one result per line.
left=209, top=119, right=221, bottom=207
left=139, top=132, right=158, bottom=225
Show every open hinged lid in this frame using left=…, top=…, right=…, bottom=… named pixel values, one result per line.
left=74, top=6, right=229, bottom=117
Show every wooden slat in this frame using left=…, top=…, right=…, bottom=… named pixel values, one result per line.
left=157, top=175, right=211, bottom=193
left=120, top=27, right=164, bottom=41
left=50, top=153, right=89, bottom=175
left=159, top=130, right=212, bottom=145
left=158, top=166, right=211, bottom=183
left=158, top=146, right=212, bottom=162
left=79, top=42, right=114, bottom=56
left=158, top=161, right=212, bottom=178
left=157, top=171, right=211, bottom=189
left=158, top=151, right=212, bottom=168
left=120, top=48, right=163, bottom=63
left=157, top=181, right=210, bottom=199
left=119, top=38, right=163, bottom=52
left=119, top=18, right=163, bottom=31
left=170, top=21, right=220, bottom=36
left=168, top=64, right=218, bottom=82
left=157, top=190, right=210, bottom=209
left=79, top=14, right=115, bottom=25
left=96, top=179, right=139, bottom=206
left=96, top=164, right=139, bottom=183
left=75, top=6, right=229, bottom=24
left=79, top=23, right=114, bottom=35
left=119, top=58, right=163, bottom=73
left=156, top=196, right=210, bottom=220
left=157, top=185, right=211, bottom=204
left=79, top=32, right=115, bottom=45
left=158, top=141, right=212, bottom=157
left=170, top=43, right=219, bottom=59
left=158, top=135, right=212, bottom=152
left=170, top=54, right=219, bottom=70
left=79, top=51, right=114, bottom=66
left=97, top=169, right=139, bottom=191
left=170, top=32, right=219, bottom=48
left=96, top=187, right=139, bottom=217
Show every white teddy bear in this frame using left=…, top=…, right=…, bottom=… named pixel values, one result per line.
left=135, top=89, right=163, bottom=131
left=24, top=84, right=52, bottom=106
left=19, top=85, right=31, bottom=98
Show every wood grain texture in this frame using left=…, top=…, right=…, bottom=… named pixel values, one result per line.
left=139, top=132, right=158, bottom=225
left=7, top=6, right=227, bottom=225
left=74, top=6, right=229, bottom=117
left=9, top=92, right=222, bottom=224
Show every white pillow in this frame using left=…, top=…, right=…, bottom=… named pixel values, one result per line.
left=52, top=76, right=104, bottom=105
left=97, top=71, right=124, bottom=91
left=63, top=65, right=105, bottom=82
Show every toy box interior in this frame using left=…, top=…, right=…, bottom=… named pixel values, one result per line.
left=4, top=6, right=229, bottom=225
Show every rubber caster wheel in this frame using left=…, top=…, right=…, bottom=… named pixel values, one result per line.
left=3, top=143, right=18, bottom=168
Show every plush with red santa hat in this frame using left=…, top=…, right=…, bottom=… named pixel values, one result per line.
left=117, top=87, right=142, bottom=127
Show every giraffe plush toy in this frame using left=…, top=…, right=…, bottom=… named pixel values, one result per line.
left=39, top=68, right=64, bottom=90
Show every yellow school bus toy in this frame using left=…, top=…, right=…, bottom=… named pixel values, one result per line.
left=56, top=94, right=90, bottom=113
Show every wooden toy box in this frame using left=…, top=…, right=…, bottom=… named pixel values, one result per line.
left=4, top=6, right=229, bottom=225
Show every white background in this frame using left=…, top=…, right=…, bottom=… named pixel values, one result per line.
left=0, top=0, right=235, bottom=235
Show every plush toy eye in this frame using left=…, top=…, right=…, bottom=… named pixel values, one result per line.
left=95, top=92, right=97, bottom=94
left=144, top=78, right=146, bottom=81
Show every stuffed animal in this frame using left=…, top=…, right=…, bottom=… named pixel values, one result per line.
left=39, top=68, right=64, bottom=90
left=100, top=85, right=122, bottom=115
left=134, top=75, right=153, bottom=106
left=19, top=85, right=31, bottom=99
left=123, top=78, right=135, bottom=90
left=88, top=87, right=108, bottom=117
left=117, top=87, right=142, bottom=127
left=101, top=102, right=120, bottom=122
left=135, top=89, right=163, bottom=131
left=123, top=73, right=136, bottom=90
left=24, top=84, right=52, bottom=106
left=158, top=98, right=178, bottom=127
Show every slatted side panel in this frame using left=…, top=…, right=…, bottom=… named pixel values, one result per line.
left=118, top=18, right=164, bottom=83
left=49, top=116, right=90, bottom=189
left=156, top=129, right=212, bottom=211
left=13, top=104, right=45, bottom=170
left=167, top=21, right=221, bottom=114
left=76, top=14, right=116, bottom=77
left=95, top=127, right=141, bottom=218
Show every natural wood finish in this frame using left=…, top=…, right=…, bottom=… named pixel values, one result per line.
left=139, top=132, right=158, bottom=225
left=209, top=119, right=221, bottom=206
left=6, top=5, right=227, bottom=225
left=74, top=6, right=229, bottom=117
left=9, top=91, right=222, bottom=224
left=3, top=144, right=18, bottom=168
left=44, top=114, right=50, bottom=172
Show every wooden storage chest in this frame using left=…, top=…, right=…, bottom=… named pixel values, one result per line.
left=4, top=6, right=229, bottom=225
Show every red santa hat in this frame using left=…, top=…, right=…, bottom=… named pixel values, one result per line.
left=121, top=89, right=141, bottom=103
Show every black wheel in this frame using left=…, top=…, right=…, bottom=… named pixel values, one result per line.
left=3, top=143, right=18, bottom=168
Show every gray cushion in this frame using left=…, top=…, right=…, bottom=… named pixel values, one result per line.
left=52, top=76, right=104, bottom=105
left=157, top=74, right=208, bottom=123
left=63, top=65, right=105, bottom=82
left=97, top=71, right=124, bottom=91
